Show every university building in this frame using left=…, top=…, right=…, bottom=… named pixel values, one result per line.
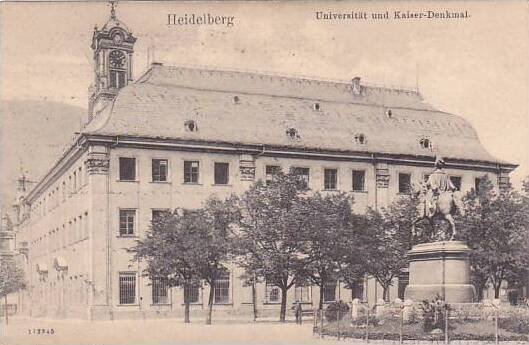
left=10, top=9, right=516, bottom=320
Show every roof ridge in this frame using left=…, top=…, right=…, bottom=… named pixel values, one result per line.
left=148, top=63, right=421, bottom=95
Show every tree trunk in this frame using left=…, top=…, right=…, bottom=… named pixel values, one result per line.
left=382, top=285, right=390, bottom=302
left=252, top=282, right=257, bottom=322
left=4, top=295, right=8, bottom=325
left=206, top=283, right=214, bottom=325
left=318, top=283, right=325, bottom=311
left=473, top=280, right=486, bottom=302
left=183, top=284, right=190, bottom=323
left=279, top=286, right=288, bottom=322
left=494, top=281, right=502, bottom=299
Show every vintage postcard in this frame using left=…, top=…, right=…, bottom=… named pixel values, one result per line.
left=1, top=1, right=528, bottom=344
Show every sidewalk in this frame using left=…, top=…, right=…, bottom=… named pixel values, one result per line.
left=0, top=316, right=332, bottom=345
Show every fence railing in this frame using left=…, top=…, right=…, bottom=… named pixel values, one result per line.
left=312, top=300, right=529, bottom=344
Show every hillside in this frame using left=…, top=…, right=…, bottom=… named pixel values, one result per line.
left=0, top=100, right=86, bottom=212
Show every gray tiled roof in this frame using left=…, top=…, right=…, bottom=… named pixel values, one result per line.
left=84, top=64, right=501, bottom=164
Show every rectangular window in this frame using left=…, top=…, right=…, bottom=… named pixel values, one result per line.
left=151, top=209, right=169, bottom=224
left=214, top=271, right=230, bottom=304
left=265, top=279, right=281, bottom=303
left=119, top=209, right=136, bottom=236
left=450, top=176, right=462, bottom=191
left=73, top=171, right=77, bottom=192
left=295, top=285, right=311, bottom=303
left=184, top=283, right=200, bottom=304
left=152, top=277, right=169, bottom=305
left=214, top=162, right=229, bottom=185
left=324, top=168, right=338, bottom=190
left=323, top=280, right=337, bottom=302
left=291, top=167, right=310, bottom=185
left=474, top=177, right=482, bottom=192
left=183, top=161, right=199, bottom=184
left=398, top=272, right=410, bottom=300
left=110, top=70, right=126, bottom=89
left=398, top=173, right=411, bottom=194
left=352, top=170, right=365, bottom=191
left=152, top=159, right=168, bottom=182
left=78, top=167, right=83, bottom=188
left=351, top=280, right=364, bottom=300
left=119, top=157, right=136, bottom=181
left=265, top=165, right=281, bottom=184
left=119, top=273, right=136, bottom=305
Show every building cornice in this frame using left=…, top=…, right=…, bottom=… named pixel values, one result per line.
left=25, top=136, right=86, bottom=204
left=83, top=134, right=517, bottom=172
left=23, top=133, right=517, bottom=205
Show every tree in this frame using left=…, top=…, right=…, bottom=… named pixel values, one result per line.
left=336, top=213, right=369, bottom=300
left=459, top=176, right=528, bottom=299
left=363, top=195, right=414, bottom=301
left=0, top=257, right=26, bottom=324
left=299, top=192, right=354, bottom=310
left=236, top=172, right=308, bottom=322
left=131, top=209, right=202, bottom=323
left=199, top=196, right=240, bottom=325
left=131, top=196, right=238, bottom=324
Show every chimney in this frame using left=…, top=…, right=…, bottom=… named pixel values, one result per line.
left=351, top=77, right=362, bottom=96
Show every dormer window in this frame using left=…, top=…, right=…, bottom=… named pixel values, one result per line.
left=354, top=133, right=366, bottom=145
left=233, top=96, right=240, bottom=104
left=185, top=120, right=198, bottom=132
left=419, top=137, right=432, bottom=149
left=313, top=103, right=321, bottom=111
left=286, top=127, right=300, bottom=141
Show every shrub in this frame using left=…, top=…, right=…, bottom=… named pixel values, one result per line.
left=325, top=300, right=350, bottom=322
left=498, top=310, right=529, bottom=334
left=419, top=295, right=449, bottom=333
left=351, top=314, right=379, bottom=327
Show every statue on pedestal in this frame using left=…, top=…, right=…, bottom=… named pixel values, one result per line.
left=411, top=156, right=465, bottom=241
left=405, top=156, right=475, bottom=303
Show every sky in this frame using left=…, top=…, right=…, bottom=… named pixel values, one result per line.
left=1, top=0, right=528, bottom=193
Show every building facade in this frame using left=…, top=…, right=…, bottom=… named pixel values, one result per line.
left=11, top=9, right=516, bottom=320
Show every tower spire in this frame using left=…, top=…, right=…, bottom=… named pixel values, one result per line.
left=109, top=0, right=117, bottom=19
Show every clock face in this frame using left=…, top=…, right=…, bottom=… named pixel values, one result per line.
left=113, top=34, right=123, bottom=44
left=109, top=50, right=126, bottom=68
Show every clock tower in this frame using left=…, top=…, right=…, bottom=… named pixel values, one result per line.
left=88, top=1, right=136, bottom=122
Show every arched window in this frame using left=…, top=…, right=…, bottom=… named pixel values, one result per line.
left=419, top=137, right=432, bottom=149
left=184, top=120, right=198, bottom=132
left=354, top=133, right=366, bottom=145
left=286, top=127, right=300, bottom=141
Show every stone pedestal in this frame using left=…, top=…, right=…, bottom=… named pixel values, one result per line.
left=404, top=241, right=475, bottom=303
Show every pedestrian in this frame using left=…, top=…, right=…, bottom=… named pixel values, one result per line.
left=295, top=301, right=303, bottom=325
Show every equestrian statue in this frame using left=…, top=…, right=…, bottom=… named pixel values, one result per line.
left=411, top=156, right=465, bottom=241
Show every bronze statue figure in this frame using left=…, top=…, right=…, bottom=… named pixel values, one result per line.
left=412, top=156, right=465, bottom=241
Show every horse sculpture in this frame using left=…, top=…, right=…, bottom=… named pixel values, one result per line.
left=411, top=181, right=465, bottom=241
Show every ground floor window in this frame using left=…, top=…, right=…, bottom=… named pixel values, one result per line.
left=323, top=280, right=337, bottom=302
left=295, top=284, right=311, bottom=303
left=351, top=279, right=364, bottom=300
left=119, top=272, right=136, bottom=305
left=214, top=271, right=230, bottom=304
left=152, top=277, right=169, bottom=305
left=184, top=283, right=200, bottom=304
left=265, top=279, right=281, bottom=303
left=398, top=272, right=409, bottom=300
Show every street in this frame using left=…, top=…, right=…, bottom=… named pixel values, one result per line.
left=0, top=317, right=339, bottom=345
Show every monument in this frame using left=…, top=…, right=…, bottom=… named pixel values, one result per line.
left=405, top=156, right=475, bottom=303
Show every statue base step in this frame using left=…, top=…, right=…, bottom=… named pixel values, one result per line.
left=404, top=241, right=475, bottom=303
